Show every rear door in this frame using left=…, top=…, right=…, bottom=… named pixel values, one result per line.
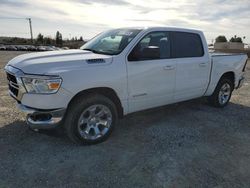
left=171, top=31, right=210, bottom=101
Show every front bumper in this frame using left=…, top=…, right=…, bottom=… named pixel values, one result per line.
left=17, top=104, right=66, bottom=129
left=5, top=65, right=69, bottom=129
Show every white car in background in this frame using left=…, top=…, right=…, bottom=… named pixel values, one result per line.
left=5, top=27, right=248, bottom=144
left=0, top=44, right=6, bottom=50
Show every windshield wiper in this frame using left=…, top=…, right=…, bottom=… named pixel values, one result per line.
left=83, top=48, right=99, bottom=53
left=83, top=48, right=114, bottom=55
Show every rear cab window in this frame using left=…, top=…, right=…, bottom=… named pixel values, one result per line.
left=171, top=31, right=204, bottom=58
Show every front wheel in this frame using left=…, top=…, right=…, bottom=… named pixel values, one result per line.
left=208, top=78, right=234, bottom=107
left=64, top=94, right=118, bottom=145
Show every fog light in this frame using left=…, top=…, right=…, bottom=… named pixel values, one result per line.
left=30, top=113, right=52, bottom=121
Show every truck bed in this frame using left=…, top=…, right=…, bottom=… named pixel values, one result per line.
left=204, top=52, right=248, bottom=97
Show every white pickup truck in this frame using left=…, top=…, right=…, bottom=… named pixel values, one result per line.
left=5, top=27, right=248, bottom=144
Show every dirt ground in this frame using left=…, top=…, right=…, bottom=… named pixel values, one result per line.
left=0, top=51, right=250, bottom=188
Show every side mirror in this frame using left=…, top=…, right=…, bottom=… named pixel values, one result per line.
left=141, top=46, right=160, bottom=60
left=128, top=45, right=160, bottom=61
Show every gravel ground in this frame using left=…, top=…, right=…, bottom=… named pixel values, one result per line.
left=0, top=51, right=250, bottom=188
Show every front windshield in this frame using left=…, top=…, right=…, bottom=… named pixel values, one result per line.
left=80, top=29, right=142, bottom=55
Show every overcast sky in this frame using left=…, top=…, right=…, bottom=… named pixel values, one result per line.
left=0, top=0, right=250, bottom=43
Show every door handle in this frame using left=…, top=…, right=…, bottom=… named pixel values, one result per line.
left=163, top=65, right=175, bottom=70
left=199, top=62, right=207, bottom=67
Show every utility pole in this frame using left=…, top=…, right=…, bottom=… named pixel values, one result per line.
left=26, top=18, right=33, bottom=44
left=0, top=17, right=34, bottom=44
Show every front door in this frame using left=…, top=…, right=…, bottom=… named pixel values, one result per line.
left=126, top=31, right=176, bottom=113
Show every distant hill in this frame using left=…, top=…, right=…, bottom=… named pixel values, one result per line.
left=0, top=36, right=86, bottom=48
left=0, top=36, right=32, bottom=45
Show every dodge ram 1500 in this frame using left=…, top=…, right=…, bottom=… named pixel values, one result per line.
left=5, top=27, right=248, bottom=144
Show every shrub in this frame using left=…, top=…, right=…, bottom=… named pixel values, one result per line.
left=215, top=35, right=227, bottom=42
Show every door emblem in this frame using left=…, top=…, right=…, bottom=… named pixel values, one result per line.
left=132, top=93, right=147, bottom=97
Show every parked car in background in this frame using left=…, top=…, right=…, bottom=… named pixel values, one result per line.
left=36, top=46, right=47, bottom=51
left=62, top=47, right=69, bottom=50
left=5, top=45, right=17, bottom=51
left=4, top=27, right=248, bottom=145
left=45, top=46, right=56, bottom=51
left=25, top=45, right=37, bottom=51
left=0, top=44, right=6, bottom=50
left=52, top=46, right=62, bottom=50
left=15, top=45, right=27, bottom=51
left=0, top=44, right=66, bottom=51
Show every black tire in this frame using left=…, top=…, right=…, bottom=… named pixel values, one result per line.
left=64, top=94, right=118, bottom=145
left=208, top=77, right=234, bottom=108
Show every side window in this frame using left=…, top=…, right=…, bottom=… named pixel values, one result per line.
left=171, top=32, right=204, bottom=58
left=128, top=32, right=170, bottom=61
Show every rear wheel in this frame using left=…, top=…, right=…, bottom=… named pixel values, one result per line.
left=208, top=78, right=234, bottom=107
left=64, top=94, right=118, bottom=144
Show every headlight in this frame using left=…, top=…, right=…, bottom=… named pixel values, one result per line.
left=21, top=75, right=62, bottom=94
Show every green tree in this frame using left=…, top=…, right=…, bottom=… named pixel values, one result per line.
left=37, top=33, right=44, bottom=44
left=215, top=35, right=227, bottom=43
left=79, top=36, right=83, bottom=41
left=229, top=35, right=243, bottom=43
left=55, top=31, right=63, bottom=47
left=44, top=37, right=53, bottom=45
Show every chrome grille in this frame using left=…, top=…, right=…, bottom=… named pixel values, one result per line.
left=5, top=65, right=26, bottom=101
left=6, top=72, right=19, bottom=97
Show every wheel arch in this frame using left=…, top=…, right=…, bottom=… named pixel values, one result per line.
left=220, top=71, right=235, bottom=88
left=67, top=87, right=124, bottom=118
left=207, top=71, right=235, bottom=107
left=205, top=71, right=236, bottom=96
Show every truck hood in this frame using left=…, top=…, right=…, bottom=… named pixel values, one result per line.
left=7, top=49, right=113, bottom=75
